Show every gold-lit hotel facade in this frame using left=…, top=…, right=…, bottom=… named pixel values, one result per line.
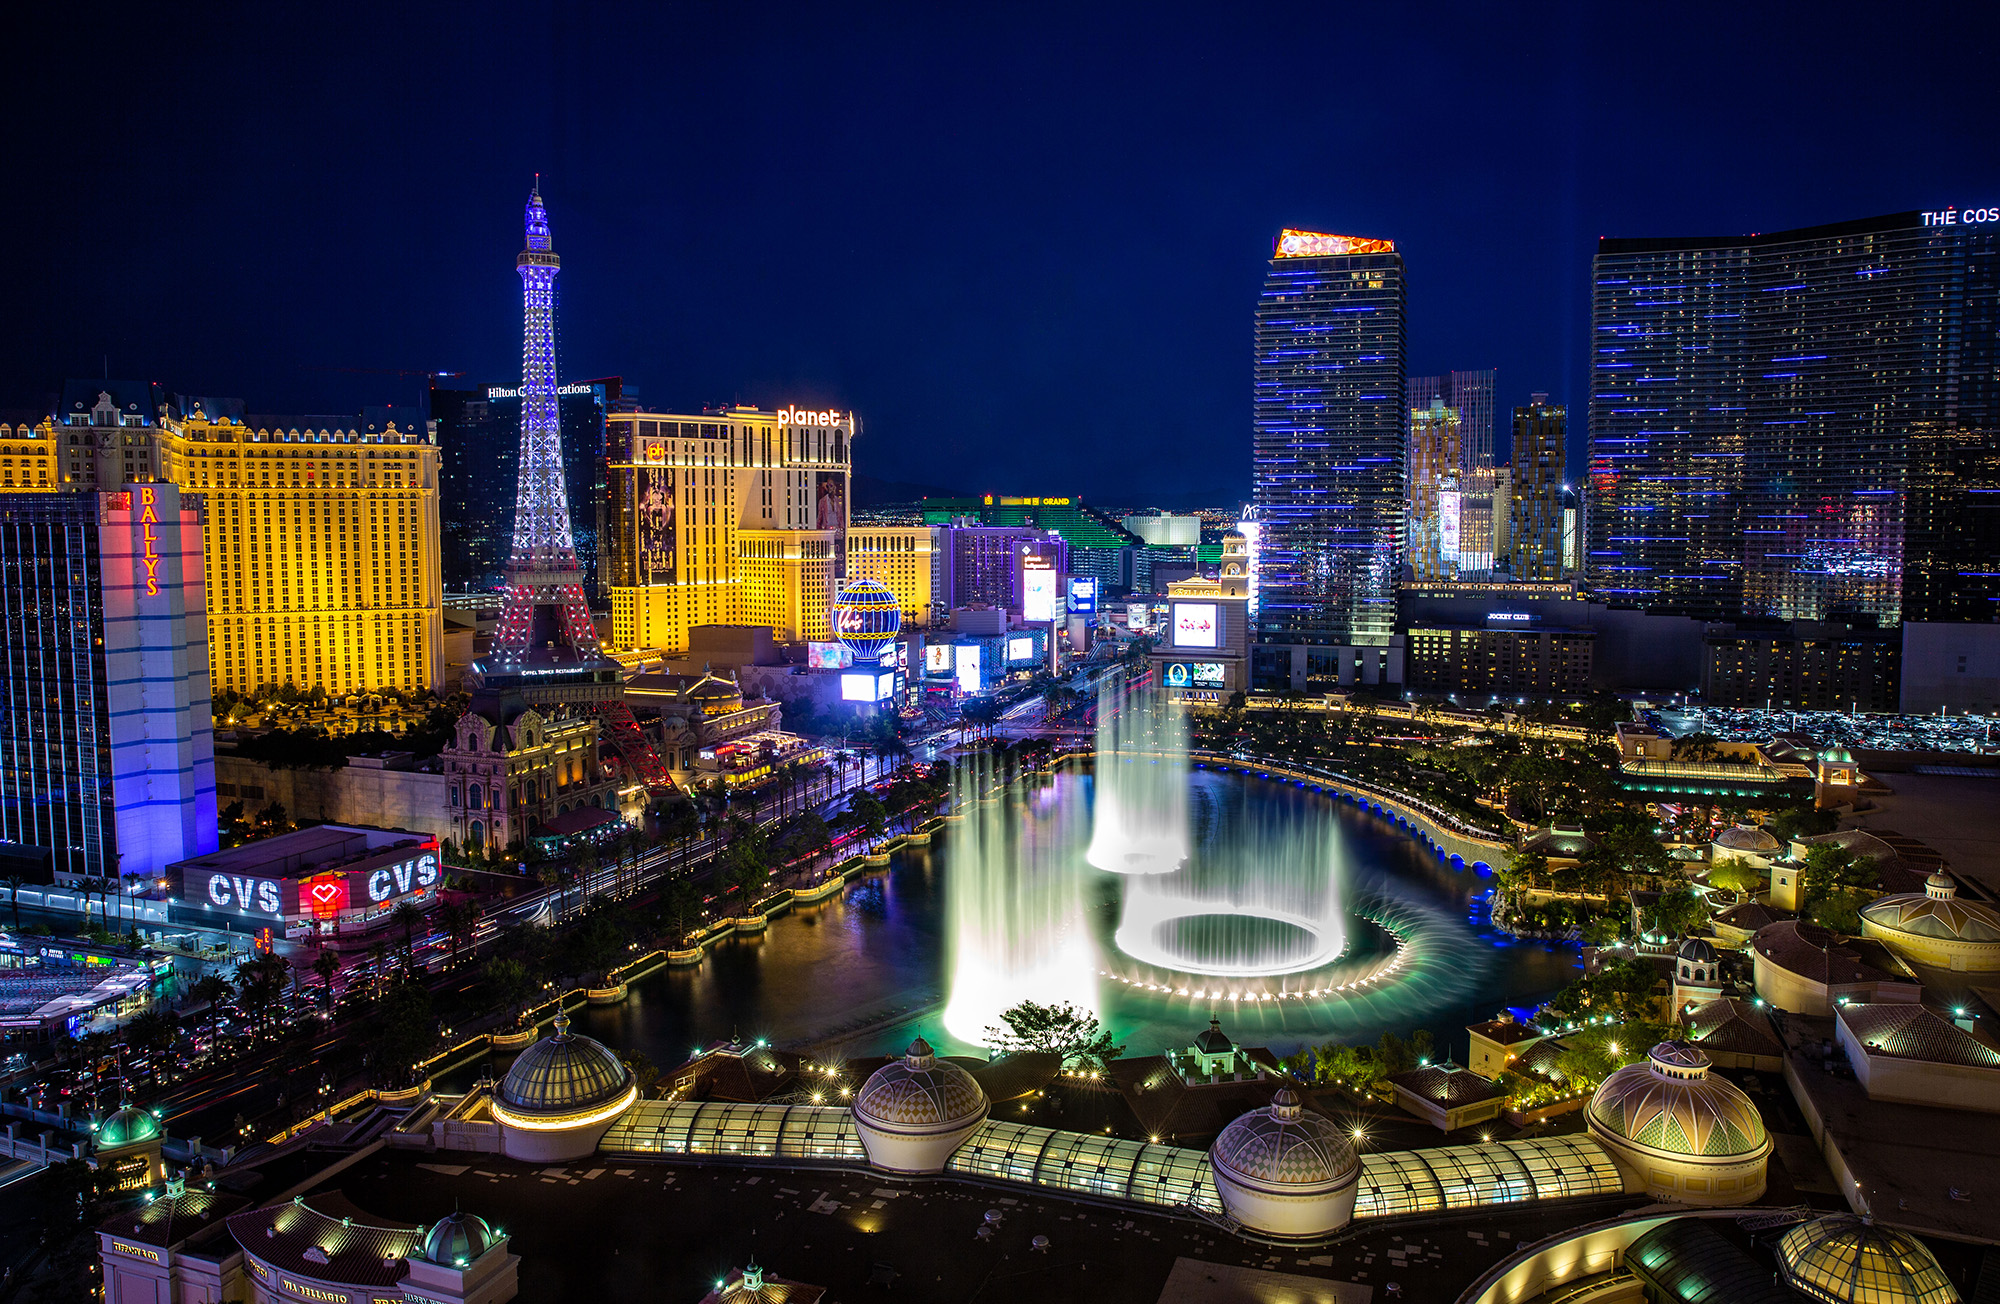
left=606, top=405, right=931, bottom=654
left=42, top=388, right=443, bottom=696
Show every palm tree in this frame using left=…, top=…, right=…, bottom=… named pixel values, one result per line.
left=312, top=949, right=341, bottom=1006
left=437, top=900, right=477, bottom=970
left=3, top=873, right=22, bottom=929
left=391, top=900, right=424, bottom=975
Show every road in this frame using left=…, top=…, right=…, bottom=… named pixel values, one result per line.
left=144, top=752, right=905, bottom=1144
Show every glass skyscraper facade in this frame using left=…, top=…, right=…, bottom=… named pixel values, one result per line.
left=432, top=375, right=619, bottom=596
left=1589, top=209, right=2000, bottom=624
left=1409, top=369, right=1497, bottom=472
left=0, top=487, right=216, bottom=884
left=1252, top=229, right=1407, bottom=656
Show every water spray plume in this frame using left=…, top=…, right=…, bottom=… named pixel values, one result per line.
left=1085, top=674, right=1189, bottom=874
left=1116, top=808, right=1347, bottom=978
left=942, top=751, right=1098, bottom=1045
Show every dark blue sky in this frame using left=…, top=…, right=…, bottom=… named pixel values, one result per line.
left=3, top=3, right=1992, bottom=505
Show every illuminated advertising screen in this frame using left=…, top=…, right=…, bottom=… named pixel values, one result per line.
left=1022, top=562, right=1057, bottom=622
left=635, top=452, right=676, bottom=585
left=807, top=642, right=853, bottom=670
left=815, top=472, right=847, bottom=574
left=1127, top=601, right=1151, bottom=632
left=1067, top=577, right=1098, bottom=614
left=302, top=873, right=348, bottom=920
left=1437, top=489, right=1462, bottom=562
left=1007, top=635, right=1035, bottom=662
left=877, top=671, right=897, bottom=700
left=924, top=644, right=952, bottom=674
left=1171, top=602, right=1219, bottom=648
left=1163, top=662, right=1226, bottom=689
left=840, top=671, right=878, bottom=702
left=955, top=644, right=982, bottom=693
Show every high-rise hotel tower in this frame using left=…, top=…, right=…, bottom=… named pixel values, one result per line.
left=1588, top=207, right=2000, bottom=624
left=1252, top=229, right=1407, bottom=689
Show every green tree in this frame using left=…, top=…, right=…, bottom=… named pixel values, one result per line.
left=1706, top=856, right=1766, bottom=904
left=660, top=877, right=704, bottom=945
left=1648, top=887, right=1708, bottom=940
left=1670, top=732, right=1723, bottom=764
left=985, top=1000, right=1124, bottom=1070
left=367, top=979, right=436, bottom=1087
left=619, top=1049, right=661, bottom=1097
left=484, top=956, right=536, bottom=1018
left=1801, top=842, right=1875, bottom=908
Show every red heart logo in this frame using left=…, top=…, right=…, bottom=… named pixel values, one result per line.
left=310, top=883, right=341, bottom=905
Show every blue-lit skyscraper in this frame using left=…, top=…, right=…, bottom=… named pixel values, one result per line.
left=1589, top=208, right=2000, bottom=624
left=0, top=486, right=217, bottom=885
left=1252, top=229, right=1407, bottom=688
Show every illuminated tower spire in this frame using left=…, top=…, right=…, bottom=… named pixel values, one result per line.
left=489, top=181, right=600, bottom=665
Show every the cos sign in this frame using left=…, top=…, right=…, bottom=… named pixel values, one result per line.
left=366, top=853, right=440, bottom=904
left=1921, top=206, right=2000, bottom=227
left=208, top=875, right=282, bottom=915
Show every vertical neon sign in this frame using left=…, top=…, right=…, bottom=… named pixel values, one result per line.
left=138, top=486, right=161, bottom=596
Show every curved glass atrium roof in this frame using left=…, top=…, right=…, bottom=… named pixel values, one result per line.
left=601, top=1102, right=1627, bottom=1221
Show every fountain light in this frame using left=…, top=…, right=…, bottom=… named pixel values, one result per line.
left=1086, top=676, right=1189, bottom=874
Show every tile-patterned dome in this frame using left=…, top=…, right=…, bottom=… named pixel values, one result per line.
left=1210, top=1089, right=1358, bottom=1190
left=1860, top=879, right=2000, bottom=944
left=95, top=1102, right=160, bottom=1150
left=496, top=1011, right=632, bottom=1116
left=854, top=1038, right=987, bottom=1131
left=1778, top=1214, right=1959, bottom=1304
left=420, top=1211, right=498, bottom=1266
left=1587, top=1042, right=1766, bottom=1159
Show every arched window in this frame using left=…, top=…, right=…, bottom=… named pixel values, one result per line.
left=470, top=782, right=483, bottom=810
left=449, top=787, right=459, bottom=808
left=469, top=819, right=484, bottom=848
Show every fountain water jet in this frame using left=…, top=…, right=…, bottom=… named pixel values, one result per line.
left=1085, top=675, right=1189, bottom=874
left=1115, top=806, right=1347, bottom=980
left=942, top=751, right=1099, bottom=1046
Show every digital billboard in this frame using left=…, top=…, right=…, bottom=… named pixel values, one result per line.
left=1127, top=601, right=1151, bottom=632
left=1007, top=635, right=1035, bottom=662
left=1163, top=662, right=1227, bottom=689
left=1171, top=602, right=1220, bottom=648
left=636, top=457, right=676, bottom=585
left=807, top=641, right=853, bottom=670
left=878, top=670, right=898, bottom=700
left=1023, top=561, right=1058, bottom=622
left=1438, top=489, right=1462, bottom=564
left=924, top=644, right=953, bottom=674
left=1067, top=577, right=1098, bottom=614
left=815, top=471, right=847, bottom=574
left=840, top=671, right=879, bottom=702
left=955, top=644, right=983, bottom=693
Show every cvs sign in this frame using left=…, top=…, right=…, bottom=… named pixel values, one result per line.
left=207, top=874, right=282, bottom=916
left=366, top=852, right=440, bottom=904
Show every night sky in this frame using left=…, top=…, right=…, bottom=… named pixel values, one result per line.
left=3, top=3, right=1992, bottom=505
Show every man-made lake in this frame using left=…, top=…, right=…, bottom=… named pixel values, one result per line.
left=560, top=770, right=1579, bottom=1071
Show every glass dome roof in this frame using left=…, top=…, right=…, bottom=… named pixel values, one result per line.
left=854, top=1037, right=986, bottom=1129
left=96, top=1103, right=160, bottom=1150
left=1587, top=1042, right=1767, bottom=1159
left=1210, top=1088, right=1358, bottom=1189
left=420, top=1211, right=499, bottom=1266
left=495, top=1012, right=631, bottom=1115
left=1778, top=1215, right=1960, bottom=1304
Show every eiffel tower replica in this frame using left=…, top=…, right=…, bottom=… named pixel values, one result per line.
left=470, top=183, right=674, bottom=791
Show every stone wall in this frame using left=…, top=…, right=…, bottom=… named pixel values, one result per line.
left=215, top=754, right=450, bottom=843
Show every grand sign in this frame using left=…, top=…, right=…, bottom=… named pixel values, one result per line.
left=1274, top=229, right=1397, bottom=258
